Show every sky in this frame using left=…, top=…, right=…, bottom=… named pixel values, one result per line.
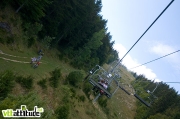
left=101, top=0, right=180, bottom=93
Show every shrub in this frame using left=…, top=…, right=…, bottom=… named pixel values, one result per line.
left=78, top=95, right=86, bottom=102
left=98, top=98, right=108, bottom=108
left=24, top=22, right=43, bottom=36
left=49, top=68, right=61, bottom=88
left=42, top=36, right=55, bottom=49
left=61, top=86, right=72, bottom=103
left=15, top=75, right=33, bottom=89
left=55, top=105, right=69, bottom=119
left=0, top=92, right=53, bottom=118
left=0, top=97, right=17, bottom=119
left=37, top=78, right=47, bottom=89
left=66, top=71, right=83, bottom=87
left=0, top=70, right=15, bottom=100
left=70, top=88, right=76, bottom=98
left=83, top=83, right=92, bottom=99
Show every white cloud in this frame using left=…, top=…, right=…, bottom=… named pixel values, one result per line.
left=114, top=43, right=160, bottom=82
left=151, top=44, right=175, bottom=56
left=150, top=43, right=180, bottom=62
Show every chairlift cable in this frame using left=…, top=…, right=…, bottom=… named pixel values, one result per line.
left=130, top=49, right=180, bottom=69
left=86, top=0, right=175, bottom=105
left=111, top=0, right=174, bottom=73
left=163, top=82, right=180, bottom=84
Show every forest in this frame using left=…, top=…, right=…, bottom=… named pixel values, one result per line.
left=131, top=73, right=180, bottom=119
left=1, top=0, right=119, bottom=70
left=0, top=0, right=180, bottom=119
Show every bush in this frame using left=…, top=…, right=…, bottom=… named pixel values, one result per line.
left=55, top=105, right=69, bottom=119
left=98, top=98, right=108, bottom=108
left=70, top=88, right=76, bottom=98
left=15, top=75, right=33, bottom=89
left=61, top=86, right=72, bottom=103
left=0, top=70, right=15, bottom=100
left=83, top=83, right=92, bottom=99
left=0, top=97, right=17, bottom=119
left=24, top=22, right=43, bottom=36
left=0, top=91, right=53, bottom=118
left=78, top=95, right=86, bottom=102
left=66, top=71, right=83, bottom=87
left=42, top=36, right=55, bottom=49
left=37, top=78, right=47, bottom=89
left=49, top=68, right=61, bottom=88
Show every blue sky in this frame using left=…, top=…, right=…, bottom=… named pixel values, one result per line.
left=101, top=0, right=180, bottom=93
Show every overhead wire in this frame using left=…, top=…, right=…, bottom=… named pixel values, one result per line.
left=164, top=82, right=180, bottom=84
left=112, top=0, right=175, bottom=107
left=111, top=0, right=175, bottom=73
left=130, top=49, right=180, bottom=69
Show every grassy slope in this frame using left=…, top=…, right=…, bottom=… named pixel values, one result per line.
left=0, top=6, right=137, bottom=119
left=101, top=65, right=137, bottom=119
left=0, top=44, right=108, bottom=119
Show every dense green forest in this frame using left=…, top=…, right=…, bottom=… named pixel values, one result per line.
left=131, top=73, right=180, bottom=119
left=0, top=0, right=119, bottom=70
left=1, top=0, right=180, bottom=119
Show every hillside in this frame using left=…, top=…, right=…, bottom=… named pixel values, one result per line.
left=0, top=2, right=138, bottom=119
left=0, top=44, right=137, bottom=119
left=1, top=1, right=180, bottom=119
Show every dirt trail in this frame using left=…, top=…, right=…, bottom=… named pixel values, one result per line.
left=0, top=56, right=30, bottom=63
left=0, top=50, right=27, bottom=58
left=0, top=50, right=44, bottom=64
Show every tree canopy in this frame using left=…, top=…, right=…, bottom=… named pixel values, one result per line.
left=38, top=0, right=118, bottom=69
left=1, top=0, right=119, bottom=69
left=133, top=75, right=180, bottom=119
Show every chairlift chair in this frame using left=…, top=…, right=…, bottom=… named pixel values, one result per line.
left=133, top=81, right=159, bottom=107
left=86, top=65, right=120, bottom=101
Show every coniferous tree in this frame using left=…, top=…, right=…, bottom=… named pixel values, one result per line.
left=12, top=0, right=52, bottom=22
